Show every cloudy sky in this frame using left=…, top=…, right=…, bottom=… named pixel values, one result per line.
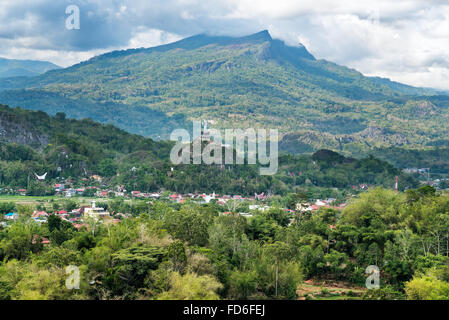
left=0, top=0, right=448, bottom=89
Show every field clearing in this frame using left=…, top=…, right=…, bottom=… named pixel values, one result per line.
left=297, top=280, right=366, bottom=300
left=0, top=195, right=128, bottom=205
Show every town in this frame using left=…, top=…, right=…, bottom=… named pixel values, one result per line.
left=1, top=187, right=347, bottom=232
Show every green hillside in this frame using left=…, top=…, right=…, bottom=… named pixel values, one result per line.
left=0, top=31, right=447, bottom=155
left=0, top=105, right=416, bottom=196
left=0, top=58, right=60, bottom=78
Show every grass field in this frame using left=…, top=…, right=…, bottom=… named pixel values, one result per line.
left=297, top=280, right=366, bottom=300
left=0, top=195, right=112, bottom=205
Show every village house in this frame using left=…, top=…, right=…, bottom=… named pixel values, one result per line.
left=239, top=212, right=253, bottom=218
left=249, top=204, right=270, bottom=212
left=83, top=200, right=110, bottom=220
left=32, top=211, right=48, bottom=223
left=32, top=235, right=50, bottom=246
left=201, top=193, right=216, bottom=204
left=131, top=191, right=142, bottom=198
left=5, top=212, right=18, bottom=220
left=54, top=184, right=64, bottom=193
left=304, top=199, right=347, bottom=211
left=73, top=223, right=89, bottom=230
left=32, top=211, right=48, bottom=219
left=90, top=175, right=103, bottom=182
left=169, top=194, right=184, bottom=203
left=69, top=208, right=83, bottom=218
left=76, top=188, right=85, bottom=194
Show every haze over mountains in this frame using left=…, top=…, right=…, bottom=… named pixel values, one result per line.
left=0, top=58, right=60, bottom=78
left=0, top=30, right=448, bottom=156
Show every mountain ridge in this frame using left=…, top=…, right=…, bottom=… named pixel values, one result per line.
left=0, top=30, right=446, bottom=156
left=0, top=57, right=61, bottom=78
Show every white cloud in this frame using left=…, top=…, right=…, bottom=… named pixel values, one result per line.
left=127, top=27, right=181, bottom=49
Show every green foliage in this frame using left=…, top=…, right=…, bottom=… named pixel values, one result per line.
left=405, top=268, right=449, bottom=300
left=362, top=286, right=405, bottom=300
left=0, top=259, right=88, bottom=300
left=167, top=241, right=187, bottom=274
left=228, top=270, right=258, bottom=299
left=164, top=205, right=215, bottom=246
left=98, top=158, right=118, bottom=177
left=157, top=272, right=223, bottom=300
left=105, top=245, right=165, bottom=297
left=0, top=219, right=42, bottom=260
left=0, top=186, right=449, bottom=300
left=0, top=202, right=15, bottom=215
left=341, top=187, right=403, bottom=228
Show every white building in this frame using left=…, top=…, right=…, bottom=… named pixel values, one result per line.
left=84, top=201, right=110, bottom=220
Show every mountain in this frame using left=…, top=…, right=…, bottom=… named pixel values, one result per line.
left=0, top=30, right=447, bottom=155
left=0, top=58, right=60, bottom=78
left=0, top=104, right=417, bottom=194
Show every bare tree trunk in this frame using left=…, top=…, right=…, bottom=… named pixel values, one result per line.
left=275, top=263, right=278, bottom=298
left=446, top=233, right=448, bottom=257
left=421, top=238, right=428, bottom=256
left=437, top=234, right=440, bottom=255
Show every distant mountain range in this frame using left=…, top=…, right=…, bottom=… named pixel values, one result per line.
left=0, top=58, right=60, bottom=78
left=0, top=30, right=448, bottom=156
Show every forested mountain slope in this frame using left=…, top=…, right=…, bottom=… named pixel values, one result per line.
left=0, top=30, right=447, bottom=156
left=0, top=105, right=416, bottom=195
left=0, top=58, right=60, bottom=78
